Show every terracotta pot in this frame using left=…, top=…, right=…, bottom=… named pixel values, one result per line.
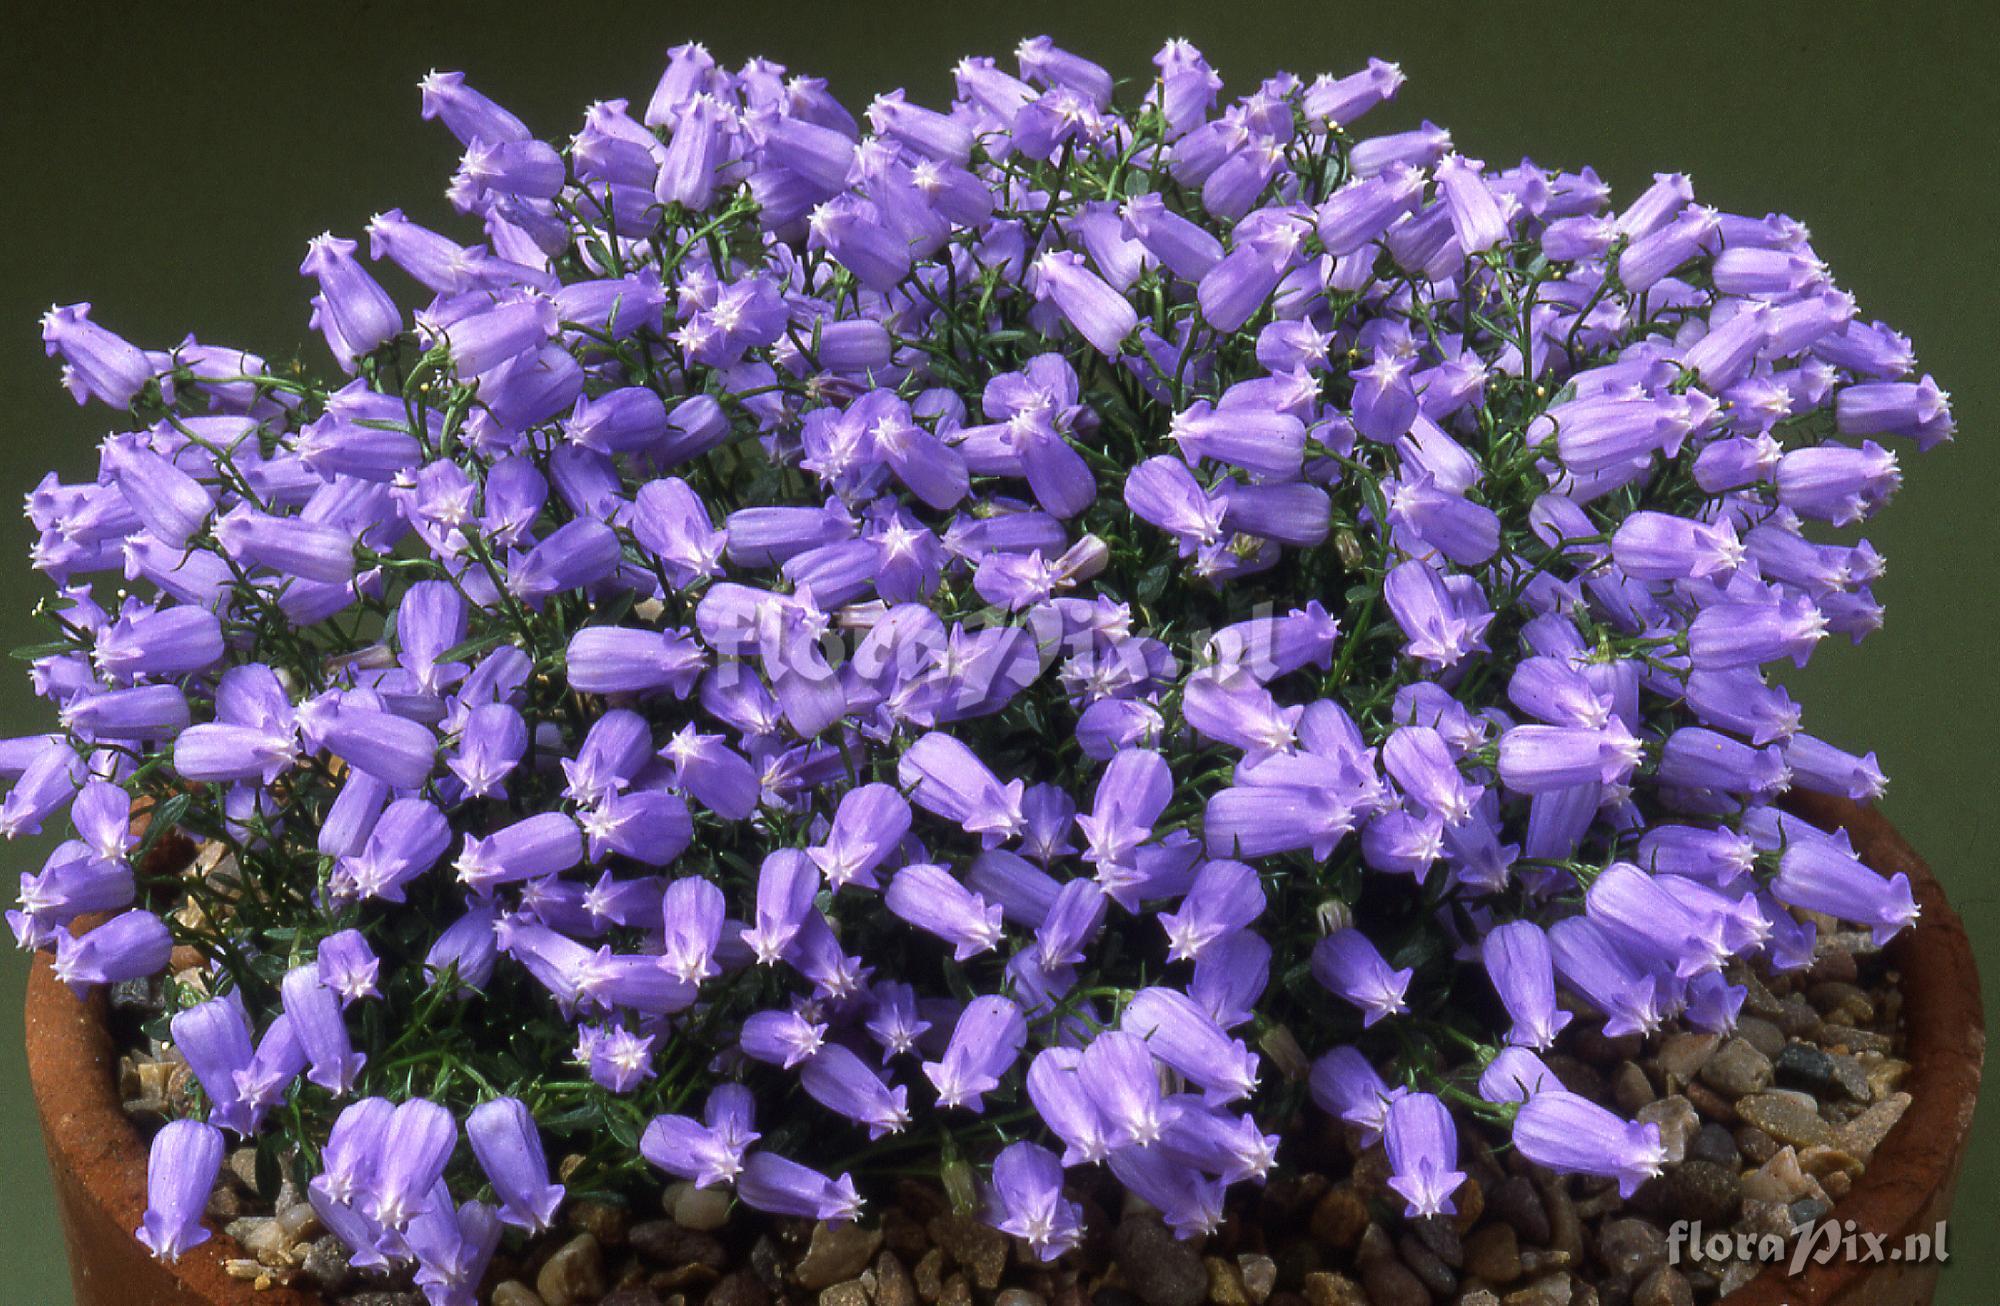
left=1725, top=792, right=1985, bottom=1306
left=23, top=795, right=1984, bottom=1305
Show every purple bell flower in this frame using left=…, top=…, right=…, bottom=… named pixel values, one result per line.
left=1512, top=1090, right=1665, bottom=1198
left=51, top=909, right=172, bottom=996
left=281, top=962, right=367, bottom=1096
left=466, top=1096, right=566, bottom=1232
left=1383, top=1092, right=1466, bottom=1218
left=923, top=994, right=1027, bottom=1111
left=136, top=1119, right=223, bottom=1262
left=1311, top=928, right=1413, bottom=1027
left=1480, top=921, right=1572, bottom=1049
left=885, top=863, right=1004, bottom=960
left=737, top=1152, right=863, bottom=1225
left=42, top=303, right=156, bottom=408
left=986, top=1140, right=1082, bottom=1261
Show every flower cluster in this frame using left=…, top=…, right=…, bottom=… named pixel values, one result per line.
left=20, top=34, right=1947, bottom=1301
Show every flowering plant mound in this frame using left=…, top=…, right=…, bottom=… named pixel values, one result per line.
left=19, top=33, right=1950, bottom=1302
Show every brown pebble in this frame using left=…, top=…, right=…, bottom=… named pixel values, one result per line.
left=1299, top=1271, right=1367, bottom=1306
left=1503, top=1272, right=1573, bottom=1306
left=1611, top=1061, right=1656, bottom=1113
left=537, top=1233, right=607, bottom=1306
left=1837, top=1091, right=1911, bottom=1160
left=1360, top=1257, right=1430, bottom=1306
left=928, top=1213, right=1008, bottom=1290
left=796, top=1222, right=886, bottom=1291
left=1488, top=1176, right=1551, bottom=1245
left=492, top=1283, right=546, bottom=1306
left=1307, top=1185, right=1369, bottom=1248
left=704, top=1272, right=772, bottom=1306
left=1681, top=1080, right=1739, bottom=1124
left=1205, top=1255, right=1251, bottom=1306
left=912, top=1247, right=945, bottom=1302
left=1736, top=1093, right=1836, bottom=1149
left=571, top=1199, right=631, bottom=1247
left=1396, top=1230, right=1457, bottom=1296
left=1633, top=1266, right=1693, bottom=1306
left=1465, top=1222, right=1522, bottom=1283
left=631, top=1220, right=727, bottom=1270
left=873, top=1250, right=917, bottom=1306
left=1697, top=1038, right=1773, bottom=1098
left=819, top=1280, right=870, bottom=1306
left=1238, top=1253, right=1277, bottom=1304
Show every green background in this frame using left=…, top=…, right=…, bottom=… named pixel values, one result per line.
left=1, top=1, right=1993, bottom=1299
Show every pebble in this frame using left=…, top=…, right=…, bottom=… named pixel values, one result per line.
left=874, top=1251, right=918, bottom=1306
left=1797, top=1144, right=1863, bottom=1180
left=1819, top=1023, right=1891, bottom=1054
left=1838, top=1091, right=1911, bottom=1160
left=1396, top=1230, right=1458, bottom=1297
left=1772, top=995, right=1823, bottom=1039
left=633, top=1219, right=728, bottom=1269
left=1465, top=1223, right=1523, bottom=1284
left=1204, top=1256, right=1250, bottom=1306
left=1536, top=1174, right=1583, bottom=1260
left=1460, top=1293, right=1502, bottom=1306
left=1733, top=1017, right=1786, bottom=1059
left=537, top=1232, right=607, bottom=1306
left=1698, top=1038, right=1773, bottom=1098
left=797, top=1221, right=885, bottom=1290
left=570, top=1198, right=631, bottom=1246
left=1734, top=1125, right=1779, bottom=1165
left=819, top=1280, right=870, bottom=1306
left=1300, top=1271, right=1367, bottom=1306
left=1686, top=1122, right=1740, bottom=1169
left=1238, top=1253, right=1277, bottom=1304
left=1307, top=1185, right=1369, bottom=1248
left=1611, top=1061, right=1656, bottom=1113
left=1654, top=1033, right=1719, bottom=1083
left=663, top=1181, right=732, bottom=1233
left=939, top=1272, right=973, bottom=1306
left=1360, top=1258, right=1430, bottom=1306
left=1865, top=1057, right=1911, bottom=1100
left=1112, top=1217, right=1207, bottom=1306
left=1488, top=1176, right=1551, bottom=1245
left=1735, top=1093, right=1835, bottom=1149
left=603, top=1290, right=665, bottom=1306
left=1412, top=1213, right=1463, bottom=1267
left=1771, top=1043, right=1863, bottom=1101
left=1634, top=1097, right=1698, bottom=1164
left=912, top=1248, right=945, bottom=1301
left=994, top=1290, right=1045, bottom=1306
left=930, top=1213, right=1009, bottom=1289
left=1503, top=1274, right=1573, bottom=1306
left=1788, top=1196, right=1833, bottom=1228
left=1632, top=1267, right=1693, bottom=1306
left=1807, top=981, right=1874, bottom=1022
left=1740, top=1148, right=1812, bottom=1203
left=1682, top=1080, right=1739, bottom=1125
left=1594, top=1218, right=1666, bottom=1279
left=300, top=1233, right=353, bottom=1293
left=1638, top=1160, right=1740, bottom=1225
left=491, top=1285, right=546, bottom=1306
left=1737, top=1198, right=1793, bottom=1240
left=705, top=1272, right=773, bottom=1306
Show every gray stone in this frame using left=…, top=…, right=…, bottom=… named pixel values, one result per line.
left=1686, top=1122, right=1739, bottom=1169
left=1397, top=1230, right=1457, bottom=1297
left=1634, top=1096, right=1699, bottom=1164
left=1740, top=1147, right=1812, bottom=1203
left=668, top=1180, right=733, bottom=1232
left=995, top=1292, right=1046, bottom=1306
left=1112, top=1216, right=1207, bottom=1306
left=537, top=1232, right=607, bottom=1306
left=1637, top=1160, right=1740, bottom=1225
left=299, top=1234, right=353, bottom=1293
left=1818, top=1023, right=1891, bottom=1054
left=1697, top=1037, right=1773, bottom=1098
left=1594, top=1218, right=1666, bottom=1278
left=1238, top=1253, right=1277, bottom=1304
left=796, top=1221, right=885, bottom=1291
left=1733, top=1017, right=1786, bottom=1059
left=1488, top=1176, right=1551, bottom=1245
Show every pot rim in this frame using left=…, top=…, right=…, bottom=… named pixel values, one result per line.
left=21, top=794, right=1984, bottom=1304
